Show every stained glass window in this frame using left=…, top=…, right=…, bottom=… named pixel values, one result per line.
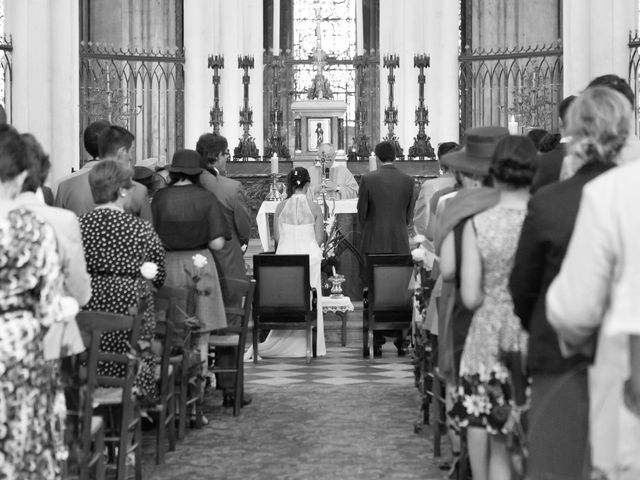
left=293, top=0, right=357, bottom=129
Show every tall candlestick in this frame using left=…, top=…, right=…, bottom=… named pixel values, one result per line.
left=271, top=153, right=279, bottom=174
left=508, top=114, right=519, bottom=135
left=369, top=152, right=377, bottom=172
left=355, top=0, right=364, bottom=55
left=273, top=0, right=280, bottom=55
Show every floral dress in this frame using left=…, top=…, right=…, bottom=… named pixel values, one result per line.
left=79, top=208, right=166, bottom=401
left=0, top=208, right=67, bottom=479
left=450, top=205, right=529, bottom=434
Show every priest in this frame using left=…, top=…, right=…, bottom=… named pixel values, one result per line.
left=315, top=143, right=359, bottom=200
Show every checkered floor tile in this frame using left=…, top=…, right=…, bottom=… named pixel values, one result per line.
left=245, top=345, right=415, bottom=386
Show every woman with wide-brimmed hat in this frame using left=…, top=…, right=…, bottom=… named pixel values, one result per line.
left=151, top=149, right=229, bottom=383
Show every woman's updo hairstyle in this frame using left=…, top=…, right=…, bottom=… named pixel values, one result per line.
left=565, top=86, right=631, bottom=166
left=488, top=135, right=537, bottom=188
left=286, top=166, right=311, bottom=197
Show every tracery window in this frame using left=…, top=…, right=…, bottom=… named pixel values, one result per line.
left=292, top=0, right=357, bottom=136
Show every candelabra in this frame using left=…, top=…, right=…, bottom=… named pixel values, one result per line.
left=408, top=54, right=435, bottom=160
left=234, top=55, right=260, bottom=161
left=207, top=54, right=224, bottom=134
left=383, top=54, right=403, bottom=159
left=264, top=55, right=290, bottom=159
left=351, top=55, right=371, bottom=160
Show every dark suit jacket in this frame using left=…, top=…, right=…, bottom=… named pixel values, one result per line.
left=509, top=161, right=612, bottom=374
left=530, top=144, right=565, bottom=193
left=55, top=167, right=152, bottom=223
left=357, top=163, right=415, bottom=255
left=199, top=169, right=251, bottom=312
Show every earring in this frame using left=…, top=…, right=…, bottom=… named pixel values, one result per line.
left=121, top=192, right=127, bottom=197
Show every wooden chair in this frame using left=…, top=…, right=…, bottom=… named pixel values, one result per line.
left=252, top=254, right=317, bottom=364
left=75, top=309, right=143, bottom=480
left=362, top=254, right=414, bottom=360
left=148, top=287, right=181, bottom=464
left=208, top=278, right=255, bottom=416
left=155, top=286, right=204, bottom=440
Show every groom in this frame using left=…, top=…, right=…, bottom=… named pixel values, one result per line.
left=357, top=140, right=415, bottom=357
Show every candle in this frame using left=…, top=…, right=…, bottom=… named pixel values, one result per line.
left=508, top=114, right=519, bottom=135
left=355, top=0, right=364, bottom=55
left=332, top=266, right=337, bottom=277
left=369, top=152, right=377, bottom=172
left=273, top=0, right=280, bottom=55
left=271, top=153, right=279, bottom=174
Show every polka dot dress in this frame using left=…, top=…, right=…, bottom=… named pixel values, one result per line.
left=79, top=208, right=166, bottom=401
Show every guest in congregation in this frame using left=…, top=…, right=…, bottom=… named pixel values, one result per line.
left=0, top=124, right=67, bottom=478
left=546, top=88, right=640, bottom=479
left=247, top=166, right=326, bottom=359
left=14, top=132, right=91, bottom=306
left=314, top=142, right=359, bottom=200
left=509, top=86, right=626, bottom=480
left=80, top=160, right=166, bottom=403
left=53, top=119, right=110, bottom=197
left=56, top=125, right=152, bottom=222
left=357, top=140, right=415, bottom=357
left=526, top=128, right=548, bottom=152
left=412, top=141, right=459, bottom=255
left=530, top=95, right=575, bottom=193
left=151, top=149, right=229, bottom=396
left=560, top=74, right=640, bottom=181
left=195, top=133, right=252, bottom=407
left=450, top=135, right=535, bottom=480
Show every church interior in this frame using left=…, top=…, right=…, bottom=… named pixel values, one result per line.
left=2, top=0, right=640, bottom=479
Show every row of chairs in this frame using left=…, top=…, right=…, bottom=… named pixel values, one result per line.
left=68, top=280, right=255, bottom=480
left=68, top=252, right=415, bottom=479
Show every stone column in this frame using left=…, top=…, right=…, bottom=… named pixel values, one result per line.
left=6, top=0, right=80, bottom=184
left=184, top=0, right=215, bottom=149
left=563, top=0, right=636, bottom=96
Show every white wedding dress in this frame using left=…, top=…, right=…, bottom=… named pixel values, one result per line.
left=250, top=193, right=326, bottom=358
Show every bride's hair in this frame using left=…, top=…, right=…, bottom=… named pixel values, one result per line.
left=286, top=166, right=310, bottom=197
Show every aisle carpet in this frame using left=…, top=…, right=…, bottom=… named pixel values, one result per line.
left=143, top=346, right=449, bottom=480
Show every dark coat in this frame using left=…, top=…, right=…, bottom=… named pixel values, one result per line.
left=509, top=161, right=612, bottom=374
left=357, top=163, right=415, bottom=255
left=530, top=144, right=565, bottom=193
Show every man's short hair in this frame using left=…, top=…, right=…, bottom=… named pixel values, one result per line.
left=437, top=142, right=459, bottom=159
left=587, top=74, right=635, bottom=107
left=374, top=141, right=396, bottom=163
left=195, top=133, right=228, bottom=165
left=558, top=95, right=577, bottom=124
left=84, top=120, right=110, bottom=158
left=97, top=125, right=134, bottom=159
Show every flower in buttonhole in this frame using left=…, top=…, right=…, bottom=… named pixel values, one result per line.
left=192, top=254, right=208, bottom=269
left=413, top=234, right=427, bottom=245
left=140, top=261, right=159, bottom=280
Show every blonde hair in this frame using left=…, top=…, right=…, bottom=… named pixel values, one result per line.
left=566, top=86, right=632, bottom=165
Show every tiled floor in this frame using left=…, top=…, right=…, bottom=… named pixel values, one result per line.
left=245, top=345, right=415, bottom=387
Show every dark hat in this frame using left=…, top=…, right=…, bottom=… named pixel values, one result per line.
left=167, top=149, right=203, bottom=175
left=133, top=166, right=153, bottom=181
left=441, top=126, right=509, bottom=176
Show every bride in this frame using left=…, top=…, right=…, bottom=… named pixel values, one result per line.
left=251, top=166, right=326, bottom=358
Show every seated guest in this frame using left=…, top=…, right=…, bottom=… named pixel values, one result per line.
left=56, top=125, right=152, bottom=223
left=0, top=124, right=68, bottom=478
left=151, top=149, right=229, bottom=397
left=79, top=160, right=166, bottom=402
left=315, top=143, right=359, bottom=200
left=14, top=132, right=92, bottom=306
left=195, top=133, right=252, bottom=407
